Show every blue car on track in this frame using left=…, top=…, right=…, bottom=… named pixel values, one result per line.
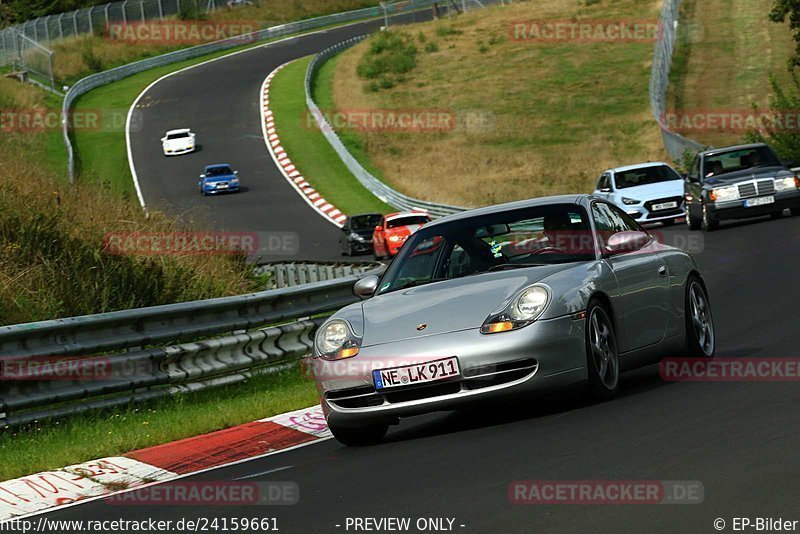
left=199, top=164, right=241, bottom=195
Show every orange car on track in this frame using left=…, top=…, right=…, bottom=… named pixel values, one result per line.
left=371, top=211, right=432, bottom=260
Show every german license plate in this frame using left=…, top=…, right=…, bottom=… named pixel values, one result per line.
left=744, top=196, right=774, bottom=207
left=652, top=201, right=678, bottom=211
left=217, top=184, right=229, bottom=189
left=373, top=357, right=460, bottom=390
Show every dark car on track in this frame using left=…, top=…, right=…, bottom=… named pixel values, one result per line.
left=684, top=143, right=800, bottom=231
left=199, top=164, right=240, bottom=195
left=340, top=213, right=383, bottom=256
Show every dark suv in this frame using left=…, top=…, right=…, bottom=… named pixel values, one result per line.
left=684, top=143, right=800, bottom=231
left=340, top=213, right=383, bottom=256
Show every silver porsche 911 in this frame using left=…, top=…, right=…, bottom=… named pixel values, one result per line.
left=311, top=195, right=715, bottom=445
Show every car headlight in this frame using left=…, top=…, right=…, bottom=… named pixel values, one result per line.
left=315, top=320, right=360, bottom=360
left=621, top=197, right=640, bottom=205
left=388, top=235, right=403, bottom=243
left=709, top=186, right=738, bottom=202
left=350, top=232, right=365, bottom=242
left=775, top=176, right=800, bottom=191
left=481, top=285, right=550, bottom=334
left=231, top=178, right=239, bottom=184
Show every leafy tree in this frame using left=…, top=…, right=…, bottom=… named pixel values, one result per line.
left=770, top=0, right=800, bottom=67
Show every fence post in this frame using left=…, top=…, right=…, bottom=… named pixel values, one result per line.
left=88, top=7, right=95, bottom=35
left=140, top=1, right=146, bottom=23
left=47, top=50, right=56, bottom=90
left=58, top=13, right=64, bottom=40
left=158, top=0, right=164, bottom=19
left=122, top=0, right=128, bottom=25
left=44, top=16, right=51, bottom=42
left=105, top=4, right=110, bottom=30
left=72, top=11, right=79, bottom=37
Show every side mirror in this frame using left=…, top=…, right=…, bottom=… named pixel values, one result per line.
left=354, top=275, right=380, bottom=299
left=605, top=231, right=650, bottom=256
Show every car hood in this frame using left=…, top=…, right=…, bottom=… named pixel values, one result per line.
left=614, top=180, right=683, bottom=199
left=360, top=264, right=574, bottom=346
left=703, top=166, right=788, bottom=186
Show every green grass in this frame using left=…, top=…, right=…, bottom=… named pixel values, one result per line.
left=0, top=365, right=318, bottom=482
left=314, top=53, right=394, bottom=184
left=270, top=56, right=391, bottom=215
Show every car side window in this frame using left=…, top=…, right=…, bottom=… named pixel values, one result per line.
left=688, top=156, right=700, bottom=180
left=445, top=244, right=473, bottom=278
left=592, top=202, right=641, bottom=247
left=597, top=173, right=611, bottom=191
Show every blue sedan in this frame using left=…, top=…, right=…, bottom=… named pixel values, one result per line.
left=199, top=164, right=241, bottom=195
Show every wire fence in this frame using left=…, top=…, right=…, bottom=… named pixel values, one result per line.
left=0, top=0, right=231, bottom=67
left=649, top=0, right=706, bottom=162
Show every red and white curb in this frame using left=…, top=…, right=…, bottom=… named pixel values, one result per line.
left=0, top=406, right=330, bottom=522
left=260, top=63, right=347, bottom=227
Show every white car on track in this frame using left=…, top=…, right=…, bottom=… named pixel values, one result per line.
left=593, top=162, right=686, bottom=225
left=161, top=128, right=196, bottom=156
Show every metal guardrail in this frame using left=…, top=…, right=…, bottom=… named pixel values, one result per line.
left=60, top=0, right=445, bottom=183
left=0, top=265, right=383, bottom=428
left=649, top=0, right=706, bottom=162
left=255, top=261, right=382, bottom=289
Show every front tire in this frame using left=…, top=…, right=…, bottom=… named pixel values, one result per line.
left=701, top=203, right=718, bottom=232
left=329, top=421, right=389, bottom=446
left=686, top=207, right=701, bottom=231
left=584, top=300, right=620, bottom=400
left=685, top=276, right=715, bottom=358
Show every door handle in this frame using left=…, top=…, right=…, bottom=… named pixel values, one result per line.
left=658, top=265, right=668, bottom=277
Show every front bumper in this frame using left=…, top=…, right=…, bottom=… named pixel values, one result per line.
left=164, top=146, right=194, bottom=156
left=203, top=185, right=240, bottom=194
left=623, top=200, right=685, bottom=224
left=710, top=190, right=800, bottom=220
left=349, top=239, right=373, bottom=253
left=314, top=314, right=587, bottom=428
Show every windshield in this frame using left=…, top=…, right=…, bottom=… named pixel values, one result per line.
left=703, top=146, right=782, bottom=177
left=614, top=165, right=681, bottom=189
left=166, top=132, right=190, bottom=140
left=350, top=214, right=382, bottom=231
left=206, top=166, right=233, bottom=177
left=378, top=204, right=594, bottom=295
left=386, top=215, right=430, bottom=228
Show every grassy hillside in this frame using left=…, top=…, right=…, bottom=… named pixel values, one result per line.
left=0, top=78, right=259, bottom=325
left=39, top=0, right=382, bottom=84
left=329, top=0, right=667, bottom=208
left=667, top=0, right=794, bottom=147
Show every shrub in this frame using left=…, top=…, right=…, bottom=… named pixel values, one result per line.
left=357, top=31, right=418, bottom=91
left=425, top=41, right=439, bottom=53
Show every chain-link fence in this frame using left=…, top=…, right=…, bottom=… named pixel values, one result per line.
left=0, top=0, right=229, bottom=67
left=13, top=33, right=56, bottom=90
left=650, top=0, right=705, bottom=162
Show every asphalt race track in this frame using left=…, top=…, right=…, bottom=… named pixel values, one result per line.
left=128, top=11, right=433, bottom=262
left=40, top=214, right=800, bottom=532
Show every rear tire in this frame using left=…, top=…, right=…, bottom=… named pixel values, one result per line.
left=584, top=300, right=620, bottom=401
left=329, top=421, right=389, bottom=446
left=685, top=276, right=715, bottom=358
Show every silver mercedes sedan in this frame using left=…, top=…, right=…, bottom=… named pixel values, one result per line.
left=311, top=195, right=715, bottom=445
